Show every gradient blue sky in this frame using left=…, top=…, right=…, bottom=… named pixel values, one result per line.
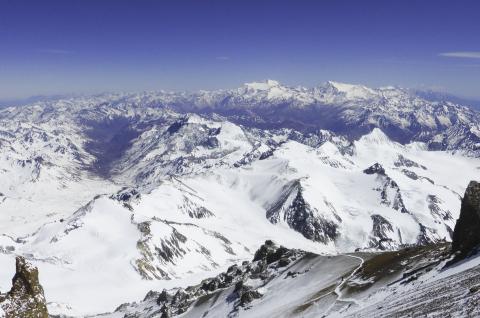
left=1, top=0, right=479, bottom=99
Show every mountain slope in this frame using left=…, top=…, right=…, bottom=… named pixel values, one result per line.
left=105, top=80, right=480, bottom=154
left=98, top=240, right=480, bottom=318
left=0, top=82, right=479, bottom=315
left=0, top=126, right=476, bottom=315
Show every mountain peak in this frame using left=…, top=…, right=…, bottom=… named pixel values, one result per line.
left=323, top=81, right=376, bottom=99
left=243, top=79, right=282, bottom=90
left=358, top=128, right=393, bottom=145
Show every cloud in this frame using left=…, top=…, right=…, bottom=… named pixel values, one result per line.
left=36, top=49, right=72, bottom=55
left=215, top=56, right=230, bottom=60
left=439, top=51, right=480, bottom=59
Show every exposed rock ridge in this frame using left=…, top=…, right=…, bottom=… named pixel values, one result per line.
left=363, top=163, right=409, bottom=214
left=452, top=181, right=480, bottom=259
left=266, top=180, right=338, bottom=243
left=0, top=257, right=48, bottom=318
left=112, top=240, right=305, bottom=317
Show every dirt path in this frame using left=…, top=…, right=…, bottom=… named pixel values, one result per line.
left=322, top=254, right=364, bottom=316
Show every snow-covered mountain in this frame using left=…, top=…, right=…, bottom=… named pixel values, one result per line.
left=98, top=240, right=480, bottom=318
left=88, top=179, right=480, bottom=318
left=0, top=81, right=479, bottom=316
left=43, top=79, right=479, bottom=155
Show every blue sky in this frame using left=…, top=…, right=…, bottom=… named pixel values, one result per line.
left=0, top=0, right=479, bottom=99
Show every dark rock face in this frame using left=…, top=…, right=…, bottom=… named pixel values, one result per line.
left=179, top=196, right=214, bottom=219
left=380, top=178, right=409, bottom=214
left=363, top=163, right=386, bottom=175
left=252, top=240, right=290, bottom=265
left=427, top=195, right=453, bottom=223
left=110, top=187, right=141, bottom=210
left=167, top=119, right=186, bottom=135
left=286, top=189, right=338, bottom=243
left=0, top=257, right=48, bottom=318
left=114, top=240, right=305, bottom=317
left=135, top=221, right=186, bottom=280
left=394, top=154, right=427, bottom=170
left=266, top=180, right=338, bottom=244
left=363, top=163, right=412, bottom=213
left=369, top=215, right=398, bottom=250
left=452, top=181, right=480, bottom=259
left=417, top=223, right=439, bottom=246
left=235, top=281, right=262, bottom=306
left=365, top=164, right=409, bottom=215
left=401, top=169, right=434, bottom=184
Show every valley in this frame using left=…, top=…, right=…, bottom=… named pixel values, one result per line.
left=0, top=81, right=479, bottom=316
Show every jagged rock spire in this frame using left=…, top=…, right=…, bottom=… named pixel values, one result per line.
left=452, top=181, right=480, bottom=258
left=0, top=257, right=48, bottom=318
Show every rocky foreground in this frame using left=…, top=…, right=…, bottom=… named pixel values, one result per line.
left=452, top=181, right=480, bottom=259
left=91, top=180, right=480, bottom=317
left=0, top=257, right=48, bottom=318
left=2, top=180, right=480, bottom=317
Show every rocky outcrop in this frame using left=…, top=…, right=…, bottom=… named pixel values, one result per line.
left=135, top=221, right=186, bottom=280
left=369, top=215, right=400, bottom=250
left=267, top=180, right=338, bottom=244
left=112, top=241, right=305, bottom=317
left=285, top=188, right=338, bottom=243
left=363, top=163, right=386, bottom=175
left=364, top=163, right=409, bottom=214
left=394, top=154, right=427, bottom=170
left=178, top=196, right=214, bottom=219
left=417, top=223, right=440, bottom=246
left=110, top=187, right=141, bottom=211
left=427, top=194, right=453, bottom=227
left=234, top=281, right=263, bottom=307
left=451, top=181, right=480, bottom=259
left=0, top=257, right=48, bottom=318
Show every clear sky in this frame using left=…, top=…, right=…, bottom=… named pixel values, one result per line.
left=1, top=0, right=479, bottom=99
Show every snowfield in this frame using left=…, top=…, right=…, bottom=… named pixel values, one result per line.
left=0, top=81, right=479, bottom=316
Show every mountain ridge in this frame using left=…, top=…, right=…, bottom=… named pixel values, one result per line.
left=2, top=80, right=479, bottom=156
left=0, top=81, right=479, bottom=315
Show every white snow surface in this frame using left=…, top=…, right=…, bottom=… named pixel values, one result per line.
left=0, top=91, right=479, bottom=316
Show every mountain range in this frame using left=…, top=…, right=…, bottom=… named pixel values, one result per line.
left=0, top=80, right=479, bottom=316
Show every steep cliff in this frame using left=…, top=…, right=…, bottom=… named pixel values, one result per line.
left=0, top=257, right=48, bottom=318
left=452, top=181, right=480, bottom=259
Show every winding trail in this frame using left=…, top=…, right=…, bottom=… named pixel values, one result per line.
left=322, top=254, right=365, bottom=316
